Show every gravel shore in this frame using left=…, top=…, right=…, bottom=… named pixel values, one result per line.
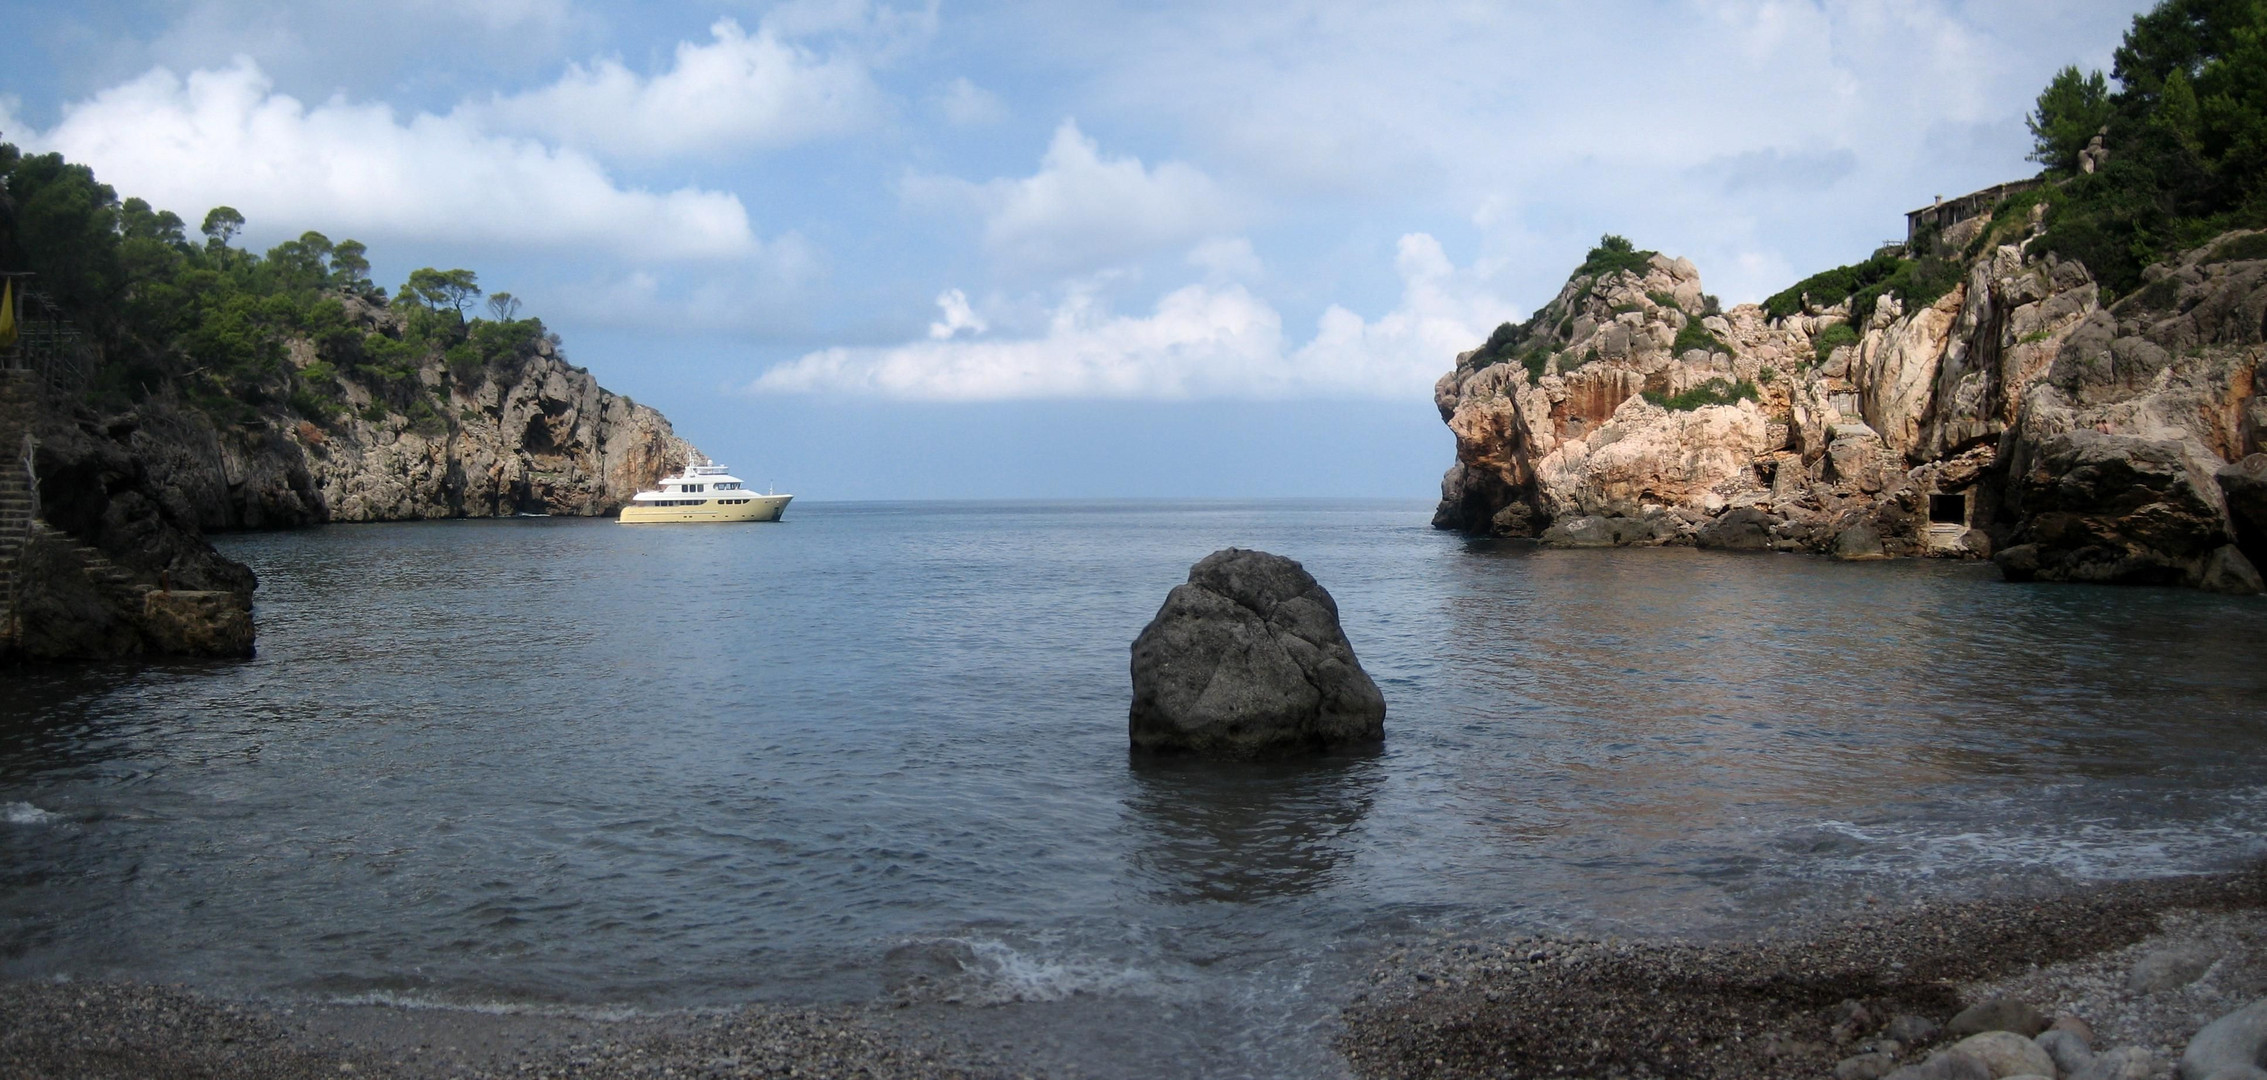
left=0, top=983, right=1024, bottom=1080
left=1340, top=867, right=2267, bottom=1079
left=8, top=869, right=2265, bottom=1079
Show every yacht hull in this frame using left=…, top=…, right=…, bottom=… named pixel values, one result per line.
left=619, top=494, right=792, bottom=524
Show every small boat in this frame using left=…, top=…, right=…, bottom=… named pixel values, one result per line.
left=619, top=463, right=792, bottom=524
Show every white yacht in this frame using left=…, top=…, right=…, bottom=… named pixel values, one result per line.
left=619, top=464, right=791, bottom=524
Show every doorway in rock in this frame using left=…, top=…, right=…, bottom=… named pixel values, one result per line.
left=1928, top=492, right=1967, bottom=525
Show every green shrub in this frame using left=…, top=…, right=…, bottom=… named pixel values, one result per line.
left=1672, top=318, right=1731, bottom=357
left=445, top=343, right=481, bottom=385
left=1812, top=322, right=1861, bottom=363
left=1520, top=347, right=1554, bottom=380
left=2204, top=232, right=2267, bottom=264
left=1646, top=290, right=1682, bottom=311
left=359, top=401, right=388, bottom=423
left=1578, top=234, right=1656, bottom=280
left=406, top=398, right=449, bottom=438
left=1763, top=252, right=1904, bottom=321
left=287, top=387, right=344, bottom=419
left=1468, top=320, right=1524, bottom=371
left=1964, top=186, right=2054, bottom=259
left=1644, top=378, right=1760, bottom=411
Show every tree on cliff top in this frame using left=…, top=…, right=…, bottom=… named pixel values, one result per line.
left=0, top=141, right=552, bottom=427
left=2028, top=0, right=2267, bottom=292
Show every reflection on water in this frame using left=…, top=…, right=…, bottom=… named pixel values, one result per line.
left=2, top=502, right=2264, bottom=1078
left=1125, top=753, right=1381, bottom=904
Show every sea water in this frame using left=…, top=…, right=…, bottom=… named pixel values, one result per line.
left=3, top=501, right=2265, bottom=1077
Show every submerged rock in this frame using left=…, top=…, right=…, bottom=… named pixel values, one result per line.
left=1128, top=548, right=1385, bottom=759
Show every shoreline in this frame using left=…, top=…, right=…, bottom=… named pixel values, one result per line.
left=1342, top=865, right=2267, bottom=1079
left=7, top=869, right=2265, bottom=1078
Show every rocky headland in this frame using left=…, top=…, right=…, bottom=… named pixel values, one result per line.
left=2, top=146, right=697, bottom=661
left=1432, top=223, right=2267, bottom=594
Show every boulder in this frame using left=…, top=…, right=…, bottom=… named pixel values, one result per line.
left=1947, top=998, right=2050, bottom=1040
left=2180, top=1000, right=2267, bottom=1080
left=1835, top=520, right=1890, bottom=560
left=2199, top=546, right=2266, bottom=595
left=1996, top=430, right=2232, bottom=586
left=1946, top=1031, right=2054, bottom=1078
left=141, top=590, right=255, bottom=658
left=2223, top=454, right=2267, bottom=567
left=1129, top=549, right=1386, bottom=758
left=1697, top=507, right=1778, bottom=550
left=1539, top=514, right=1621, bottom=548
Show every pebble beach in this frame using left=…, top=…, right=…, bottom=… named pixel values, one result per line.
left=7, top=867, right=2266, bottom=1079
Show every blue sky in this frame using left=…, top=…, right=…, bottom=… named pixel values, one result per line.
left=3, top=0, right=2148, bottom=498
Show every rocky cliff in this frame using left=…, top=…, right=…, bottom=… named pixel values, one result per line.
left=5, top=297, right=699, bottom=661
left=98, top=295, right=702, bottom=531
left=1433, top=222, right=2267, bottom=593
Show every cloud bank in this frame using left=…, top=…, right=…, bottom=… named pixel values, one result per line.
left=748, top=233, right=1511, bottom=400
left=903, top=121, right=1237, bottom=275
left=473, top=17, right=885, bottom=157
left=10, top=59, right=755, bottom=260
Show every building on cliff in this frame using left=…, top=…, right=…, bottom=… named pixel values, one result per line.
left=1906, top=180, right=2044, bottom=249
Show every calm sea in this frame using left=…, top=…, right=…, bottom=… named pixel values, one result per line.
left=4, top=501, right=2265, bottom=1077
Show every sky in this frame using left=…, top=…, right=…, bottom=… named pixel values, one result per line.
left=2, top=0, right=2152, bottom=499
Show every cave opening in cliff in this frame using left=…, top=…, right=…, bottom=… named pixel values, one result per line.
left=1929, top=492, right=1967, bottom=525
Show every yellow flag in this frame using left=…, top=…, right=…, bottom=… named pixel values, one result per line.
left=0, top=279, right=15, bottom=350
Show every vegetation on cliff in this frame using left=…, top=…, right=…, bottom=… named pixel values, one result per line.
left=0, top=142, right=574, bottom=438
left=2029, top=0, right=2267, bottom=293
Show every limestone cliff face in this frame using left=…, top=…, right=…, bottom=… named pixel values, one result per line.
left=1433, top=224, right=2267, bottom=592
left=97, top=297, right=698, bottom=532
left=6, top=297, right=701, bottom=660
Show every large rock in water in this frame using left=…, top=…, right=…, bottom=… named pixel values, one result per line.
left=1129, top=549, right=1386, bottom=758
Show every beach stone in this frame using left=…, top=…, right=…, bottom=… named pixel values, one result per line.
left=1890, top=1013, right=1946, bottom=1045
left=1947, top=997, right=2051, bottom=1039
left=2051, top=1016, right=2097, bottom=1045
left=1838, top=1051, right=1899, bottom=1080
left=2131, top=943, right=2222, bottom=992
left=1886, top=1050, right=1994, bottom=1080
left=2077, top=1046, right=2160, bottom=1080
left=2038, top=1028, right=2096, bottom=1074
left=1128, top=548, right=1386, bottom=758
left=2181, top=1000, right=2267, bottom=1080
left=1950, top=1031, right=2056, bottom=1078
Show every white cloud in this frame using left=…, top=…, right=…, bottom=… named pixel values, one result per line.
left=902, top=120, right=1237, bottom=275
left=473, top=17, right=885, bottom=157
left=747, top=232, right=1512, bottom=400
left=14, top=59, right=756, bottom=261
left=927, top=289, right=988, bottom=339
left=1187, top=236, right=1263, bottom=283
left=935, top=77, right=1007, bottom=126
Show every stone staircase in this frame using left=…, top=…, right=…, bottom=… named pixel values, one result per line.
left=1, top=369, right=37, bottom=649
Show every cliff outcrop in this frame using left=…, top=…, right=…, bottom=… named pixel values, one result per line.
left=4, top=299, right=698, bottom=661
left=1433, top=223, right=2267, bottom=593
left=130, top=296, right=700, bottom=529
